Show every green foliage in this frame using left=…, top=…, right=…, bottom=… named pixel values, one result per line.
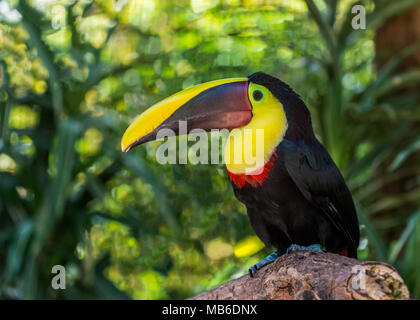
left=0, top=0, right=419, bottom=299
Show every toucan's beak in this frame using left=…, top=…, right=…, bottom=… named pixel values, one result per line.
left=121, top=78, right=252, bottom=152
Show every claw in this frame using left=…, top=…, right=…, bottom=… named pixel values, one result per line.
left=248, top=265, right=258, bottom=278
left=286, top=243, right=324, bottom=254
left=248, top=251, right=278, bottom=277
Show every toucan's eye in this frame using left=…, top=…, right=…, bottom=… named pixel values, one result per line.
left=252, top=89, right=264, bottom=101
left=248, top=84, right=267, bottom=104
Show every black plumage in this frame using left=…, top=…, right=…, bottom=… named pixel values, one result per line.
left=230, top=73, right=360, bottom=257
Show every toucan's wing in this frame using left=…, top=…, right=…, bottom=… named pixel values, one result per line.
left=282, top=139, right=359, bottom=256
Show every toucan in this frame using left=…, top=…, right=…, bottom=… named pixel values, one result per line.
left=121, top=72, right=360, bottom=276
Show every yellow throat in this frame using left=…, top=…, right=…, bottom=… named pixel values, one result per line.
left=224, top=83, right=288, bottom=175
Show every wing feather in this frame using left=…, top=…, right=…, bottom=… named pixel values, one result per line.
left=282, top=139, right=360, bottom=255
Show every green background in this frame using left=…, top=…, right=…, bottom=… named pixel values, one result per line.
left=1, top=0, right=419, bottom=299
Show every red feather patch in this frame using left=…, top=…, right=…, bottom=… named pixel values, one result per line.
left=227, top=152, right=277, bottom=188
left=338, top=247, right=349, bottom=257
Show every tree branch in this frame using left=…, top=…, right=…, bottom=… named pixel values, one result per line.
left=189, top=250, right=411, bottom=300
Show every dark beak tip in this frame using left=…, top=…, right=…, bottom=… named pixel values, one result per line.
left=122, top=145, right=132, bottom=153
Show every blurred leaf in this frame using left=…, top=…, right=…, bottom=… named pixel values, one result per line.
left=403, top=217, right=420, bottom=297
left=356, top=204, right=388, bottom=261
left=390, top=137, right=420, bottom=171
left=389, top=209, right=420, bottom=263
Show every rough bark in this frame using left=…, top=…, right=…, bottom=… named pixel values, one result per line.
left=189, top=250, right=410, bottom=300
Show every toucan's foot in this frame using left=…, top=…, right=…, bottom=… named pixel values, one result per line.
left=286, top=244, right=324, bottom=254
left=248, top=251, right=278, bottom=277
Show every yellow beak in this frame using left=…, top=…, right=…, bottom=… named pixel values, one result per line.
left=121, top=77, right=251, bottom=152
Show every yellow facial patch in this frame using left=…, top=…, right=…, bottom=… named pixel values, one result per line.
left=121, top=77, right=247, bottom=151
left=224, top=83, right=288, bottom=174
